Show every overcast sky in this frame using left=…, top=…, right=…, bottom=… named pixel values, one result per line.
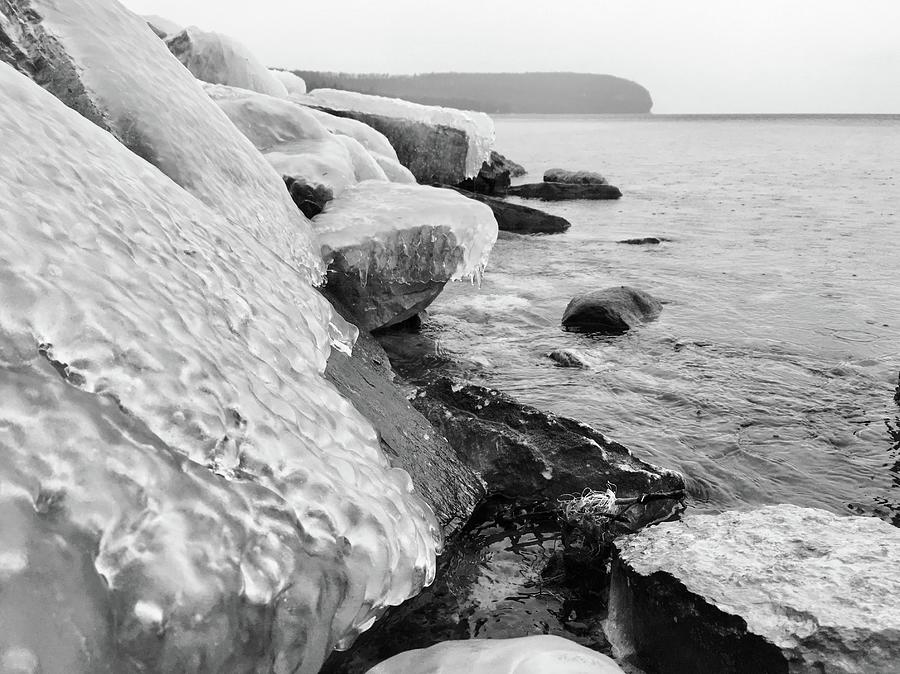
left=124, top=0, right=900, bottom=114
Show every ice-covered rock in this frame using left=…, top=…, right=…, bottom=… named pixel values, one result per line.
left=0, top=0, right=321, bottom=281
left=366, top=635, right=625, bottom=674
left=165, top=26, right=289, bottom=98
left=142, top=13, right=181, bottom=38
left=609, top=505, right=900, bottom=674
left=315, top=181, right=498, bottom=330
left=301, top=88, right=495, bottom=183
left=0, top=60, right=438, bottom=673
left=372, top=152, right=417, bottom=183
left=205, top=83, right=382, bottom=198
left=270, top=68, right=307, bottom=95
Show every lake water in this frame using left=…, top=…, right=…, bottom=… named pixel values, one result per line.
left=428, top=114, right=900, bottom=524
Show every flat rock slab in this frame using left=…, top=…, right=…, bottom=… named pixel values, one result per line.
left=544, top=168, right=609, bottom=185
left=507, top=182, right=622, bottom=201
left=449, top=187, right=570, bottom=234
left=562, top=286, right=662, bottom=334
left=617, top=237, right=671, bottom=245
left=609, top=505, right=900, bottom=674
left=367, top=635, right=625, bottom=674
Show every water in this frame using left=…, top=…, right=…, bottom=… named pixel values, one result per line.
left=429, top=114, right=900, bottom=524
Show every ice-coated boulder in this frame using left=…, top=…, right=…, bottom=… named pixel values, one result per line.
left=165, top=26, right=288, bottom=98
left=315, top=181, right=499, bottom=330
left=301, top=88, right=495, bottom=184
left=366, top=635, right=625, bottom=674
left=609, top=505, right=900, bottom=674
left=0, top=0, right=321, bottom=280
left=270, top=68, right=307, bottom=95
left=0, top=61, right=439, bottom=673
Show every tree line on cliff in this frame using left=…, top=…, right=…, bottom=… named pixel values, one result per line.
left=293, top=71, right=653, bottom=114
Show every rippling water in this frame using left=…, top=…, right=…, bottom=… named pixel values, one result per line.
left=429, top=114, right=900, bottom=524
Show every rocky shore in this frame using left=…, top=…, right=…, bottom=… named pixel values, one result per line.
left=1, top=2, right=897, bottom=673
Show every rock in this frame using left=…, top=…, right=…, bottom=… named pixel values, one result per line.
left=300, top=88, right=494, bottom=184
left=507, top=182, right=622, bottom=201
left=608, top=505, right=900, bottom=674
left=323, top=301, right=485, bottom=538
left=494, top=150, right=527, bottom=177
left=617, top=237, right=668, bottom=245
left=366, top=635, right=626, bottom=674
left=142, top=14, right=181, bottom=38
left=544, top=168, right=609, bottom=185
left=284, top=175, right=333, bottom=218
left=547, top=349, right=588, bottom=368
left=165, top=26, right=289, bottom=98
left=0, top=0, right=323, bottom=279
left=447, top=187, right=570, bottom=234
left=562, top=286, right=662, bottom=334
left=315, top=182, right=498, bottom=331
left=456, top=150, right=513, bottom=195
left=411, top=377, right=685, bottom=515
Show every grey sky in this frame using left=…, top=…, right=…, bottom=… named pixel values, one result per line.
left=124, top=0, right=900, bottom=113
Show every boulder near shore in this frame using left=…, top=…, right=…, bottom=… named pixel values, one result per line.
left=507, top=181, right=623, bottom=201
left=562, top=286, right=663, bottom=334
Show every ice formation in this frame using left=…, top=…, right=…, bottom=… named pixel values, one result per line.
left=0, top=57, right=439, bottom=674
left=315, top=181, right=499, bottom=285
left=0, top=0, right=321, bottom=281
left=367, top=635, right=625, bottom=674
left=165, top=26, right=289, bottom=98
left=304, top=107, right=400, bottom=160
left=303, top=88, right=495, bottom=178
left=271, top=68, right=308, bottom=95
left=142, top=13, right=182, bottom=37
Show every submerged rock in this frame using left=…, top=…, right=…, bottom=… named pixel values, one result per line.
left=0, top=33, right=438, bottom=674
left=507, top=182, right=622, bottom=201
left=609, top=505, right=900, bottom=674
left=562, top=286, right=662, bottom=334
left=0, top=0, right=322, bottom=279
left=617, top=237, right=669, bottom=245
left=315, top=182, right=498, bottom=331
left=547, top=349, right=588, bottom=368
left=411, top=377, right=685, bottom=514
left=544, top=168, right=609, bottom=185
left=165, top=26, right=289, bottom=98
left=367, top=635, right=625, bottom=674
left=448, top=187, right=571, bottom=234
left=300, top=88, right=494, bottom=184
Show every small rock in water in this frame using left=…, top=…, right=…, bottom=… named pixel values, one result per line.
left=547, top=349, right=588, bottom=368
left=366, top=635, right=625, bottom=674
left=562, top=286, right=662, bottom=334
left=617, top=237, right=670, bottom=245
left=544, top=167, right=609, bottom=185
left=608, top=505, right=900, bottom=674
left=507, top=182, right=622, bottom=201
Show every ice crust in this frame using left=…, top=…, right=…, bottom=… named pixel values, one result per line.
left=315, top=181, right=499, bottom=285
left=165, top=26, right=289, bottom=98
left=206, top=83, right=392, bottom=197
left=304, top=88, right=495, bottom=178
left=0, top=58, right=439, bottom=674
left=271, top=68, right=308, bottom=95
left=2, top=0, right=322, bottom=282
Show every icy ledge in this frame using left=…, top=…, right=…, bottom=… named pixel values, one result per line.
left=0, top=61, right=438, bottom=673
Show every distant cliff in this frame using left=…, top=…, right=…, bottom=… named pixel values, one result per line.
left=293, top=72, right=653, bottom=114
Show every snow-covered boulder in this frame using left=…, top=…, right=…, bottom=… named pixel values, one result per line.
left=205, top=83, right=385, bottom=198
left=301, top=88, right=495, bottom=184
left=270, top=68, right=307, bottom=95
left=609, top=505, right=900, bottom=674
left=314, top=181, right=498, bottom=330
left=0, top=0, right=321, bottom=280
left=367, top=635, right=625, bottom=674
left=0, top=61, right=439, bottom=674
left=165, top=26, right=288, bottom=98
left=143, top=13, right=181, bottom=38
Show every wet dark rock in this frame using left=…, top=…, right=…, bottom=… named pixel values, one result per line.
left=456, top=150, right=523, bottom=195
left=562, top=286, right=662, bottom=334
left=617, top=237, right=670, bottom=245
left=507, top=182, right=622, bottom=201
left=547, top=349, right=588, bottom=368
left=446, top=187, right=570, bottom=234
left=544, top=168, right=608, bottom=185
left=608, top=506, right=900, bottom=674
left=283, top=175, right=333, bottom=218
left=410, top=376, right=685, bottom=509
left=323, top=296, right=484, bottom=538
